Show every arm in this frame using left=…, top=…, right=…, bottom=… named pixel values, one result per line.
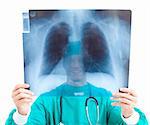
left=107, top=99, right=148, bottom=125
left=5, top=84, right=34, bottom=125
left=5, top=109, right=17, bottom=125
left=25, top=95, right=46, bottom=125
left=5, top=84, right=33, bottom=125
left=109, top=88, right=148, bottom=125
left=5, top=83, right=59, bottom=125
left=5, top=95, right=47, bottom=125
left=133, top=108, right=148, bottom=125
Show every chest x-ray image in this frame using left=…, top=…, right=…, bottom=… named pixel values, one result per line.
left=23, top=10, right=131, bottom=95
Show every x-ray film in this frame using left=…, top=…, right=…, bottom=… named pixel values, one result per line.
left=23, top=10, right=131, bottom=95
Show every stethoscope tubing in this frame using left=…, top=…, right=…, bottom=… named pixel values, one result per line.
left=85, top=96, right=100, bottom=125
left=59, top=96, right=99, bottom=125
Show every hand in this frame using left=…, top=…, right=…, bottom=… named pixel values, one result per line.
left=12, top=84, right=34, bottom=115
left=111, top=88, right=137, bottom=118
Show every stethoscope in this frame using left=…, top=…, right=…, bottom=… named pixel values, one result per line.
left=59, top=96, right=100, bottom=125
left=85, top=97, right=100, bottom=125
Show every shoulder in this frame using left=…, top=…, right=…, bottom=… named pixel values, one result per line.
left=33, top=84, right=65, bottom=105
left=39, top=84, right=65, bottom=98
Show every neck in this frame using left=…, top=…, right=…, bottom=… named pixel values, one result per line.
left=67, top=78, right=87, bottom=87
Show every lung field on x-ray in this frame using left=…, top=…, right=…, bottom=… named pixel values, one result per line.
left=23, top=10, right=131, bottom=95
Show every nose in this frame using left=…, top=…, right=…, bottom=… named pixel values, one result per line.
left=71, top=59, right=81, bottom=68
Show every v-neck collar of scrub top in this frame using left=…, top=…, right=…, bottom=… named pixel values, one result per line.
left=61, top=83, right=91, bottom=96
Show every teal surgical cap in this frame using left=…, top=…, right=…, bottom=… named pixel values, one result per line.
left=65, top=41, right=81, bottom=56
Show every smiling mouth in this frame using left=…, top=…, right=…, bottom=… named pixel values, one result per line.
left=72, top=70, right=81, bottom=73
left=70, top=68, right=83, bottom=73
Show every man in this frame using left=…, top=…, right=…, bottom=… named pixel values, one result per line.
left=6, top=42, right=148, bottom=125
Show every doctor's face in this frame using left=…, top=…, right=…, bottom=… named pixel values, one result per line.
left=63, top=55, right=85, bottom=82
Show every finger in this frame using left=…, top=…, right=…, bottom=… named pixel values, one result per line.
left=113, top=92, right=137, bottom=102
left=13, top=84, right=30, bottom=92
left=111, top=97, right=136, bottom=107
left=17, top=98, right=33, bottom=104
left=12, top=88, right=34, bottom=98
left=14, top=93, right=33, bottom=101
left=119, top=88, right=137, bottom=97
left=111, top=102, right=129, bottom=107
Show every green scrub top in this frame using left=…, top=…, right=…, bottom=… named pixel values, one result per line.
left=6, top=83, right=148, bottom=125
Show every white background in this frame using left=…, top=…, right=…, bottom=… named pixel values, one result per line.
left=0, top=0, right=150, bottom=124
